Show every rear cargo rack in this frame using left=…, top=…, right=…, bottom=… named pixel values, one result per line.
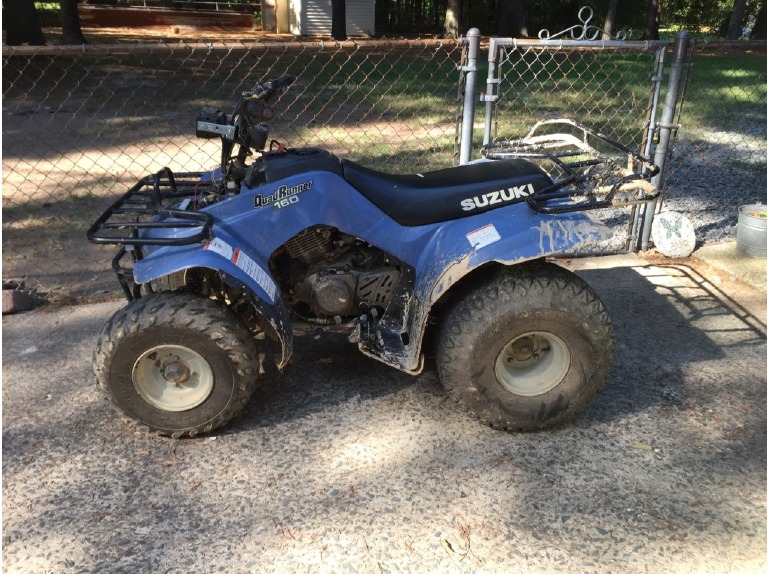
left=86, top=167, right=214, bottom=246
left=482, top=119, right=660, bottom=214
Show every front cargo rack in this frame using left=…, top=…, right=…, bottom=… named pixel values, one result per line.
left=482, top=119, right=660, bottom=214
left=87, top=167, right=214, bottom=246
left=87, top=168, right=217, bottom=300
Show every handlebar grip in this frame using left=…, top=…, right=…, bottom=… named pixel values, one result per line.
left=253, top=75, right=295, bottom=100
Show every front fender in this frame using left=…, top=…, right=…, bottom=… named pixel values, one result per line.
left=133, top=235, right=293, bottom=369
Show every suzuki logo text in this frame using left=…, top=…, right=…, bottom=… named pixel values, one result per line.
left=460, top=183, right=535, bottom=211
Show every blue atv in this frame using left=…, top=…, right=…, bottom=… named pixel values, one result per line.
left=88, top=75, right=658, bottom=437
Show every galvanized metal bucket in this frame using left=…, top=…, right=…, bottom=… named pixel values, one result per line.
left=737, top=204, right=767, bottom=258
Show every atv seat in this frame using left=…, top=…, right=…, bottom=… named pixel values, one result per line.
left=341, top=159, right=553, bottom=226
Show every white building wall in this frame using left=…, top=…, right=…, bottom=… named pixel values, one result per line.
left=290, top=0, right=374, bottom=36
left=345, top=0, right=375, bottom=36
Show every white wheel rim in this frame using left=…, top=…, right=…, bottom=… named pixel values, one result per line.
left=494, top=331, right=570, bottom=396
left=132, top=344, right=214, bottom=412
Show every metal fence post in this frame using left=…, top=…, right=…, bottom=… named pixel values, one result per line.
left=458, top=28, right=480, bottom=165
left=628, top=45, right=667, bottom=251
left=640, top=30, right=691, bottom=250
left=482, top=38, right=500, bottom=146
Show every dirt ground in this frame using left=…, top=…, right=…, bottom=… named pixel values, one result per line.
left=2, top=252, right=766, bottom=573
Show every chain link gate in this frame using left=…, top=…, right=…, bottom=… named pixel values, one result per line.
left=457, top=28, right=672, bottom=254
left=456, top=23, right=766, bottom=255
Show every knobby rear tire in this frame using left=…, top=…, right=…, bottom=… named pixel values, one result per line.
left=437, top=261, right=614, bottom=431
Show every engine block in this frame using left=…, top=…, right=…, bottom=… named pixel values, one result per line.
left=274, top=226, right=402, bottom=319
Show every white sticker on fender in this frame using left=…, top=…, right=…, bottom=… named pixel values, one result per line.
left=466, top=224, right=501, bottom=250
left=205, top=238, right=277, bottom=302
left=231, top=248, right=277, bottom=302
left=204, top=237, right=234, bottom=260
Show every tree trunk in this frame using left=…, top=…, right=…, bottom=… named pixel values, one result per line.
left=331, top=0, right=347, bottom=40
left=642, top=0, right=660, bottom=40
left=61, top=0, right=87, bottom=45
left=727, top=0, right=748, bottom=40
left=4, top=0, right=46, bottom=46
left=603, top=0, right=619, bottom=40
left=498, top=0, right=514, bottom=36
left=499, top=0, right=527, bottom=37
left=443, top=0, right=460, bottom=39
left=750, top=1, right=767, bottom=39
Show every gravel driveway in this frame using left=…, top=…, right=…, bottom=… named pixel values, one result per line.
left=2, top=255, right=766, bottom=573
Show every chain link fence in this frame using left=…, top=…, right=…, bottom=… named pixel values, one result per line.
left=2, top=38, right=464, bottom=297
left=663, top=41, right=767, bottom=243
left=482, top=44, right=663, bottom=148
left=467, top=37, right=766, bottom=253
left=474, top=39, right=668, bottom=253
left=2, top=34, right=766, bottom=300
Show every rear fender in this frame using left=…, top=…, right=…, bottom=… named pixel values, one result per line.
left=427, top=210, right=613, bottom=303
left=362, top=209, right=611, bottom=374
left=133, top=236, right=293, bottom=369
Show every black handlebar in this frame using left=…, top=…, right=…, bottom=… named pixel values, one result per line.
left=240, top=75, right=294, bottom=129
left=219, top=75, right=295, bottom=166
left=253, top=74, right=294, bottom=100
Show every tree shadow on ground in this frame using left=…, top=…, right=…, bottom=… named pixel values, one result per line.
left=2, top=261, right=766, bottom=571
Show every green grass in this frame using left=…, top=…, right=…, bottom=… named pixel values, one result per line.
left=189, top=47, right=767, bottom=171
left=488, top=51, right=664, bottom=150
left=677, top=55, right=767, bottom=135
left=268, top=48, right=464, bottom=171
left=3, top=45, right=765, bottom=183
